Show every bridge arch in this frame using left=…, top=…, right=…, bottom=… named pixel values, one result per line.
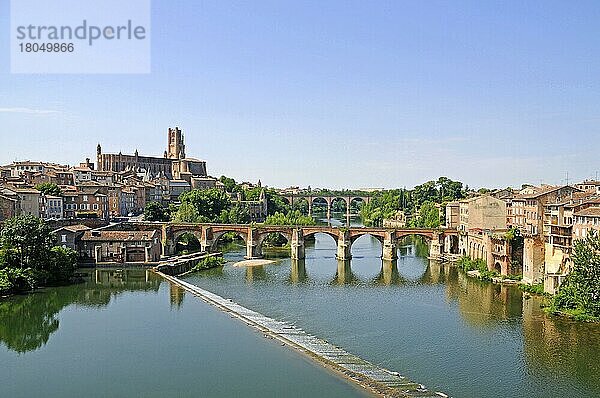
left=330, top=197, right=349, bottom=212
left=171, top=229, right=203, bottom=250
left=349, top=233, right=384, bottom=258
left=210, top=230, right=248, bottom=252
left=310, top=196, right=330, bottom=209
left=255, top=229, right=293, bottom=254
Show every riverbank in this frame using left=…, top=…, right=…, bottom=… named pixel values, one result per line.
left=157, top=271, right=447, bottom=398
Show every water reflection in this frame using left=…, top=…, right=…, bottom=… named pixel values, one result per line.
left=374, top=260, right=404, bottom=286
left=169, top=283, right=185, bottom=308
left=522, top=298, right=600, bottom=391
left=332, top=260, right=358, bottom=285
left=0, top=268, right=162, bottom=353
left=290, top=259, right=307, bottom=284
left=186, top=216, right=600, bottom=397
left=245, top=265, right=268, bottom=283
left=446, top=269, right=523, bottom=327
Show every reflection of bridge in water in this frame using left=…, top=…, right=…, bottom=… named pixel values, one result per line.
left=285, top=258, right=458, bottom=286
left=160, top=223, right=459, bottom=263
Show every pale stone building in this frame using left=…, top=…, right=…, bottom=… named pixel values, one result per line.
left=0, top=187, right=42, bottom=217
left=445, top=201, right=460, bottom=229
left=458, top=195, right=507, bottom=257
left=512, top=185, right=581, bottom=236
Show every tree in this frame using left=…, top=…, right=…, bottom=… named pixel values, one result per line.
left=0, top=216, right=54, bottom=269
left=178, top=188, right=232, bottom=221
left=265, top=211, right=314, bottom=226
left=35, top=182, right=62, bottom=197
left=173, top=203, right=203, bottom=223
left=47, top=246, right=78, bottom=283
left=552, top=230, right=600, bottom=319
left=408, top=201, right=440, bottom=228
left=0, top=216, right=77, bottom=294
left=219, top=176, right=239, bottom=193
left=144, top=202, right=171, bottom=222
left=219, top=204, right=251, bottom=224
left=244, top=188, right=289, bottom=215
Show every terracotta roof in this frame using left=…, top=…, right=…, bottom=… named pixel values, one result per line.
left=53, top=224, right=92, bottom=233
left=81, top=230, right=158, bottom=242
left=514, top=185, right=579, bottom=200
left=574, top=207, right=600, bottom=217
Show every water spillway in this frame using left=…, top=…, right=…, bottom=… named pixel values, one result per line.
left=157, top=272, right=447, bottom=398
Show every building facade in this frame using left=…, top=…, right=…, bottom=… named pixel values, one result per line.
left=96, top=127, right=207, bottom=181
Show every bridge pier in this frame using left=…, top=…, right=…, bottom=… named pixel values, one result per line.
left=245, top=228, right=263, bottom=259
left=382, top=234, right=398, bottom=261
left=200, top=227, right=213, bottom=253
left=336, top=230, right=352, bottom=261
left=429, top=233, right=444, bottom=259
left=290, top=229, right=305, bottom=260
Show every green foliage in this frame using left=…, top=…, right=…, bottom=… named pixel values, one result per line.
left=144, top=201, right=171, bottom=222
left=191, top=256, right=226, bottom=272
left=520, top=283, right=546, bottom=295
left=244, top=188, right=289, bottom=215
left=456, top=255, right=488, bottom=273
left=173, top=203, right=202, bottom=223
left=0, top=270, right=11, bottom=294
left=0, top=216, right=78, bottom=294
left=0, top=268, right=37, bottom=295
left=219, top=204, right=251, bottom=224
left=552, top=230, right=600, bottom=320
left=265, top=210, right=314, bottom=226
left=0, top=215, right=55, bottom=269
left=291, top=198, right=309, bottom=215
left=175, top=232, right=202, bottom=255
left=46, top=246, right=78, bottom=283
left=359, top=177, right=464, bottom=226
left=177, top=188, right=232, bottom=222
left=219, top=176, right=239, bottom=193
left=35, top=182, right=62, bottom=196
left=408, top=201, right=440, bottom=228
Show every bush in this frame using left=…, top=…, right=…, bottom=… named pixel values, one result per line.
left=551, top=230, right=600, bottom=320
left=191, top=256, right=225, bottom=272
left=0, top=268, right=37, bottom=295
left=520, top=283, right=546, bottom=295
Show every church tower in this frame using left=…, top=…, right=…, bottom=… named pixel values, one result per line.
left=96, top=143, right=103, bottom=171
left=167, top=127, right=186, bottom=159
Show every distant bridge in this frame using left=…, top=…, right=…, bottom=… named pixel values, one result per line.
left=156, top=223, right=459, bottom=261
left=280, top=194, right=372, bottom=220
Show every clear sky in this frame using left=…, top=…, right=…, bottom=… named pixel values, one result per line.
left=1, top=0, right=599, bottom=189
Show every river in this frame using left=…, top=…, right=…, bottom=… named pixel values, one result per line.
left=0, top=267, right=370, bottom=397
left=1, top=215, right=599, bottom=397
left=181, top=215, right=600, bottom=398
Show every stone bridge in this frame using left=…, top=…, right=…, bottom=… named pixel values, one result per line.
left=160, top=223, right=459, bottom=261
left=281, top=194, right=371, bottom=220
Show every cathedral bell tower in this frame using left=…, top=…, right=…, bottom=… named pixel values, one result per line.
left=167, top=127, right=186, bottom=159
left=96, top=143, right=102, bottom=171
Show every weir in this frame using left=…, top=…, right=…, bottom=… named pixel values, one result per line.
left=156, top=272, right=449, bottom=398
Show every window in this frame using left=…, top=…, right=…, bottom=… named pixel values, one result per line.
left=83, top=195, right=88, bottom=202
left=61, top=235, right=67, bottom=243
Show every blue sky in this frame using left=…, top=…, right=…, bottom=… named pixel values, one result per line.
left=1, top=0, right=599, bottom=189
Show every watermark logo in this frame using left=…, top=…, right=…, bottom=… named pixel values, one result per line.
left=11, top=0, right=151, bottom=74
